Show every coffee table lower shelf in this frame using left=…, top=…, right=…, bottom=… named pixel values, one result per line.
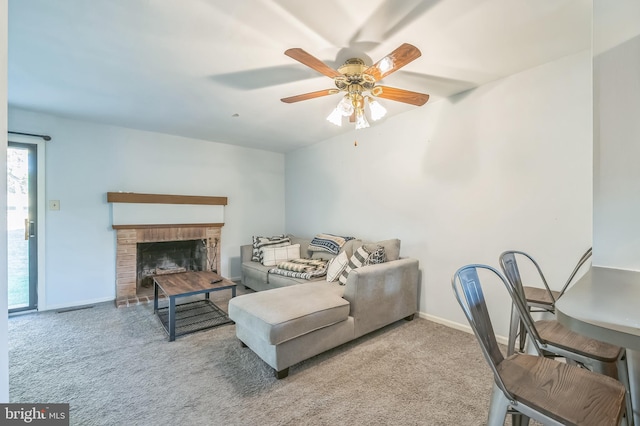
left=155, top=299, right=233, bottom=340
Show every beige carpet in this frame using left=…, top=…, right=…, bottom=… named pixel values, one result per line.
left=9, top=290, right=519, bottom=425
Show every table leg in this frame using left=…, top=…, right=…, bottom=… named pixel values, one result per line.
left=628, top=350, right=640, bottom=425
left=153, top=281, right=159, bottom=313
left=168, top=296, right=176, bottom=342
left=232, top=286, right=236, bottom=298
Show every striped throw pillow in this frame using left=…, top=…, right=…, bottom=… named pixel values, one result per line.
left=338, top=245, right=371, bottom=285
left=326, top=251, right=349, bottom=282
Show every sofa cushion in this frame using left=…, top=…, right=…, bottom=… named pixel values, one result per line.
left=228, top=283, right=350, bottom=345
left=371, top=239, right=401, bottom=261
left=252, top=235, right=290, bottom=262
left=262, top=244, right=301, bottom=267
left=339, top=245, right=371, bottom=285
left=288, top=236, right=312, bottom=256
left=326, top=251, right=349, bottom=282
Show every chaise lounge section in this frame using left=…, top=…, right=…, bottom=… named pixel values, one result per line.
left=230, top=235, right=419, bottom=378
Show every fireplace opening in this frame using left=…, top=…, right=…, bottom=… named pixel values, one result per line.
left=136, top=239, right=208, bottom=296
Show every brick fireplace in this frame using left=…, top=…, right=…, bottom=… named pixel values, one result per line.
left=108, top=192, right=226, bottom=307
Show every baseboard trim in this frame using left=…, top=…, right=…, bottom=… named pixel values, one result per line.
left=42, top=296, right=115, bottom=312
left=418, top=311, right=509, bottom=346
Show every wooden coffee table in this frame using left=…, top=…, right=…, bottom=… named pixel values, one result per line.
left=153, top=271, right=236, bottom=341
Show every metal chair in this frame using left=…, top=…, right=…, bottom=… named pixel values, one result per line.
left=500, top=248, right=592, bottom=355
left=500, top=254, right=634, bottom=426
left=452, top=264, right=628, bottom=426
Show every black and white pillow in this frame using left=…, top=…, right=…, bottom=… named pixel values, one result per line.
left=338, top=245, right=371, bottom=285
left=251, top=235, right=291, bottom=262
left=366, top=245, right=387, bottom=265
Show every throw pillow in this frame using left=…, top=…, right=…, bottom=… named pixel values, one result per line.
left=262, top=244, right=301, bottom=267
left=326, top=251, right=349, bottom=282
left=251, top=235, right=290, bottom=262
left=365, top=244, right=387, bottom=265
left=308, top=233, right=355, bottom=255
left=374, top=239, right=401, bottom=261
left=339, top=245, right=371, bottom=285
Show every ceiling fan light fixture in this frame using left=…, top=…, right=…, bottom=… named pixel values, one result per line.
left=367, top=97, right=387, bottom=121
left=326, top=108, right=342, bottom=127
left=378, top=57, right=394, bottom=74
left=281, top=44, right=429, bottom=132
left=355, top=109, right=370, bottom=130
left=337, top=95, right=354, bottom=117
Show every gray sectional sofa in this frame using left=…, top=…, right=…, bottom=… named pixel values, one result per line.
left=229, top=235, right=419, bottom=378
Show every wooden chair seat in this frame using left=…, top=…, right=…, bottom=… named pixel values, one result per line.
left=536, top=320, right=623, bottom=362
left=499, top=353, right=626, bottom=426
left=523, top=286, right=559, bottom=308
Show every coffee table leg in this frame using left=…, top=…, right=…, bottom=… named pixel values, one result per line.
left=169, top=296, right=176, bottom=342
left=232, top=286, right=236, bottom=298
left=153, top=281, right=159, bottom=313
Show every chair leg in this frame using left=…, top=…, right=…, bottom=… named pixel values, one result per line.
left=616, top=353, right=634, bottom=426
left=487, top=383, right=510, bottom=426
left=508, top=305, right=520, bottom=356
left=518, top=320, right=528, bottom=353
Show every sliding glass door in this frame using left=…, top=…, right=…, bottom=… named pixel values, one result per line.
left=7, top=142, right=38, bottom=312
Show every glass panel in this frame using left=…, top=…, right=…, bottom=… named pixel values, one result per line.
left=7, top=146, right=30, bottom=309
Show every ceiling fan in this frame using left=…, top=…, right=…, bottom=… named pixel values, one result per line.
left=280, top=43, right=429, bottom=129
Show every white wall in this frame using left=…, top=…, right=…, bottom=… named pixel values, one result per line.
left=286, top=51, right=593, bottom=337
left=8, top=108, right=286, bottom=310
left=593, top=1, right=640, bottom=270
left=1, top=0, right=9, bottom=402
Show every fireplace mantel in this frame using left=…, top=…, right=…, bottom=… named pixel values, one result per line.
left=107, top=192, right=227, bottom=205
left=112, top=223, right=224, bottom=230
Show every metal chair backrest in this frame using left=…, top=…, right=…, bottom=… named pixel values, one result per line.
left=499, top=250, right=552, bottom=300
left=499, top=253, right=547, bottom=352
left=452, top=264, right=515, bottom=400
left=558, top=247, right=592, bottom=298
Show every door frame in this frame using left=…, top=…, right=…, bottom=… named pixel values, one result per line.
left=8, top=135, right=46, bottom=312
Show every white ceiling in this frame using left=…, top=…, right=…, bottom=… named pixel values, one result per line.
left=8, top=0, right=591, bottom=153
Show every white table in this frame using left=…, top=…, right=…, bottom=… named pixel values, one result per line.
left=556, top=266, right=640, bottom=424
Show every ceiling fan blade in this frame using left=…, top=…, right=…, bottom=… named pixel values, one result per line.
left=281, top=89, right=338, bottom=103
left=365, top=43, right=421, bottom=81
left=373, top=86, right=429, bottom=106
left=284, top=48, right=342, bottom=79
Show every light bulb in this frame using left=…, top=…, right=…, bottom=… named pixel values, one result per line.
left=337, top=95, right=354, bottom=117
left=326, top=108, right=342, bottom=126
left=368, top=98, right=387, bottom=121
left=355, top=109, right=369, bottom=130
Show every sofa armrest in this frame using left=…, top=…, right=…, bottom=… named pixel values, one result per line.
left=241, top=244, right=253, bottom=263
left=343, top=258, right=419, bottom=338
